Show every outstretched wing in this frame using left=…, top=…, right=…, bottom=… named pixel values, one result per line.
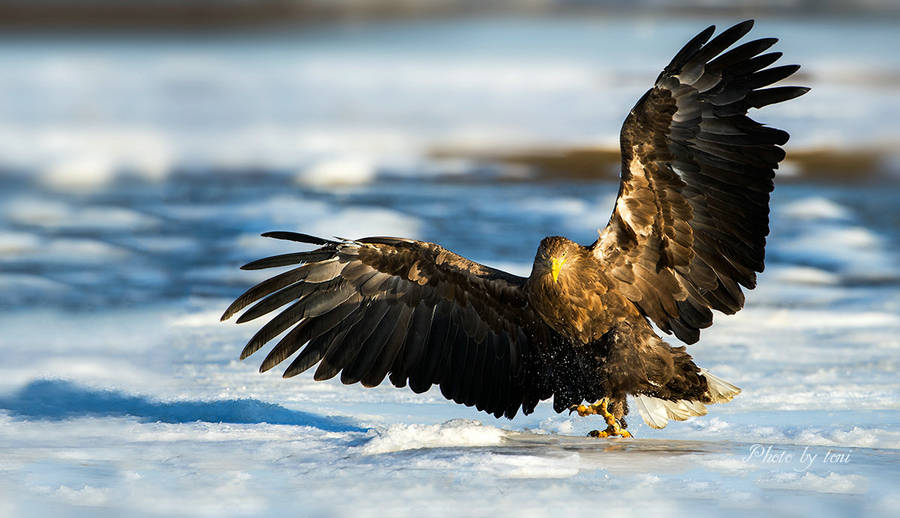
left=221, top=232, right=554, bottom=418
left=592, top=20, right=808, bottom=344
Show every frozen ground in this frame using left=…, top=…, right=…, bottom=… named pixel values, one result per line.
left=1, top=173, right=898, bottom=517
left=1, top=15, right=899, bottom=518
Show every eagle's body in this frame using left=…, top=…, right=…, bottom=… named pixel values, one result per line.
left=222, top=20, right=807, bottom=434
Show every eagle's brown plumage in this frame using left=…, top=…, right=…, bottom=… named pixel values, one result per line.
left=222, top=20, right=807, bottom=430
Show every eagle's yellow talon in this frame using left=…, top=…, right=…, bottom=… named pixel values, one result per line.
left=588, top=424, right=632, bottom=439
left=578, top=398, right=633, bottom=439
left=569, top=404, right=595, bottom=417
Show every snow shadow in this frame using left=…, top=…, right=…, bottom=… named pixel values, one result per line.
left=0, top=379, right=365, bottom=432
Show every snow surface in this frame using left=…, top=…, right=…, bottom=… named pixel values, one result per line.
left=2, top=174, right=898, bottom=518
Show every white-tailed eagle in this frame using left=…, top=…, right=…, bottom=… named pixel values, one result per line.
left=222, top=20, right=808, bottom=437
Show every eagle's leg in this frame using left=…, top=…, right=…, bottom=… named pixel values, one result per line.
left=568, top=398, right=633, bottom=438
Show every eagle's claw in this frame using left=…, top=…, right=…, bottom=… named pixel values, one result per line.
left=589, top=426, right=633, bottom=439
left=568, top=404, right=595, bottom=417
left=571, top=398, right=634, bottom=438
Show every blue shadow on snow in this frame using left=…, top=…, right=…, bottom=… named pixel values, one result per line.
left=0, top=379, right=364, bottom=433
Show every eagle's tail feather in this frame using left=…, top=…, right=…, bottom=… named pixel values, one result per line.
left=634, top=395, right=708, bottom=429
left=634, top=370, right=740, bottom=429
left=700, top=369, right=742, bottom=403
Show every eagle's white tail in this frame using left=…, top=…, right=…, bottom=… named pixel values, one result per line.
left=700, top=369, right=742, bottom=403
left=634, top=370, right=741, bottom=429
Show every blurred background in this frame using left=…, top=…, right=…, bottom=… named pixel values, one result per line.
left=1, top=2, right=899, bottom=516
left=0, top=0, right=898, bottom=312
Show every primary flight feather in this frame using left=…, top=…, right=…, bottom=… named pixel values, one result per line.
left=222, top=20, right=808, bottom=436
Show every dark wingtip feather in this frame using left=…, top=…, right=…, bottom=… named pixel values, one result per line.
left=240, top=251, right=333, bottom=270
left=732, top=19, right=755, bottom=32
left=282, top=363, right=302, bottom=378
left=666, top=24, right=716, bottom=70
left=240, top=256, right=292, bottom=270
left=239, top=343, right=258, bottom=360
left=697, top=24, right=717, bottom=41
left=752, top=64, right=802, bottom=88
left=705, top=20, right=755, bottom=54
left=711, top=19, right=754, bottom=48
left=749, top=86, right=810, bottom=108
left=235, top=306, right=264, bottom=325
left=261, top=231, right=331, bottom=245
left=707, top=39, right=779, bottom=73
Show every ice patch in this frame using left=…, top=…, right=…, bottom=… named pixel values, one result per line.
left=3, top=197, right=70, bottom=226
left=41, top=155, right=118, bottom=192
left=34, top=130, right=172, bottom=192
left=538, top=417, right=575, bottom=435
left=699, top=455, right=753, bottom=474
left=4, top=198, right=158, bottom=231
left=875, top=494, right=900, bottom=517
left=687, top=416, right=731, bottom=434
left=296, top=156, right=378, bottom=187
left=795, top=427, right=900, bottom=450
left=776, top=224, right=883, bottom=263
left=0, top=274, right=67, bottom=294
left=49, top=485, right=110, bottom=507
left=480, top=453, right=581, bottom=479
left=169, top=310, right=228, bottom=328
left=0, top=232, right=41, bottom=256
left=711, top=307, right=899, bottom=335
left=1, top=127, right=174, bottom=192
left=232, top=197, right=332, bottom=229
left=359, top=419, right=506, bottom=454
left=777, top=159, right=801, bottom=177
left=118, top=236, right=198, bottom=255
left=41, top=238, right=130, bottom=263
left=760, top=472, right=867, bottom=495
left=516, top=196, right=590, bottom=216
left=766, top=265, right=840, bottom=285
left=781, top=197, right=852, bottom=221
left=772, top=223, right=892, bottom=280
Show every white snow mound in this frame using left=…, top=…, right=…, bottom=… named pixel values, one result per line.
left=359, top=419, right=507, bottom=454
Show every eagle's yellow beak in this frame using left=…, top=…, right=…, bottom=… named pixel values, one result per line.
left=551, top=256, right=567, bottom=283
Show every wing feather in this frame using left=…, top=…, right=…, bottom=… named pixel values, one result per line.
left=361, top=302, right=414, bottom=388
left=224, top=234, right=554, bottom=419
left=593, top=20, right=808, bottom=343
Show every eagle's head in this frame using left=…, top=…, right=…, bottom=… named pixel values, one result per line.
left=532, top=236, right=580, bottom=285
left=527, top=235, right=602, bottom=342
